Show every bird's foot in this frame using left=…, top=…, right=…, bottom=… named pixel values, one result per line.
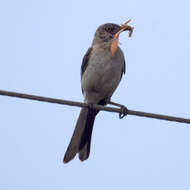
left=106, top=99, right=128, bottom=119
left=119, top=105, right=128, bottom=119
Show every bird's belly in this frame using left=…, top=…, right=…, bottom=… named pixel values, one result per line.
left=82, top=59, right=123, bottom=103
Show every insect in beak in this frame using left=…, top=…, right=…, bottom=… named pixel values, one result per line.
left=110, top=19, right=134, bottom=56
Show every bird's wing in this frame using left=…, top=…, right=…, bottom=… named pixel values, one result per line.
left=81, top=47, right=93, bottom=79
left=80, top=47, right=93, bottom=94
left=120, top=60, right=126, bottom=80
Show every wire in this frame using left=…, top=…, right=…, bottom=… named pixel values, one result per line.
left=0, top=89, right=190, bottom=124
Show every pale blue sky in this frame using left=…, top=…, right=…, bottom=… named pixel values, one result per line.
left=0, top=0, right=190, bottom=189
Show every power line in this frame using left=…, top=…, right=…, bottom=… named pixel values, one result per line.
left=0, top=89, right=190, bottom=124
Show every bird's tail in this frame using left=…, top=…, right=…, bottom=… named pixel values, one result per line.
left=63, top=107, right=97, bottom=163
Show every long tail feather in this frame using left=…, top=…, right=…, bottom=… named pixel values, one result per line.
left=79, top=110, right=96, bottom=161
left=63, top=108, right=89, bottom=163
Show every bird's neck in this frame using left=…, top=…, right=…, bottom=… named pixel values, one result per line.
left=92, top=39, right=112, bottom=50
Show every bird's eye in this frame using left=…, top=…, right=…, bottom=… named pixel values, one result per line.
left=105, top=26, right=112, bottom=32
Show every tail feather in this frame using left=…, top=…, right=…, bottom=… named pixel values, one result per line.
left=64, top=98, right=107, bottom=163
left=63, top=108, right=98, bottom=163
left=63, top=108, right=89, bottom=163
left=79, top=110, right=96, bottom=161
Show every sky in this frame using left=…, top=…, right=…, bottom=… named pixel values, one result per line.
left=0, top=0, right=190, bottom=189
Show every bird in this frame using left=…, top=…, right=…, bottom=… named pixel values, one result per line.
left=63, top=22, right=133, bottom=163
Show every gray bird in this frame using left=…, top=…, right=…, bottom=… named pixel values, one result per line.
left=64, top=23, right=131, bottom=163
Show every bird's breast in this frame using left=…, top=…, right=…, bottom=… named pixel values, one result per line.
left=82, top=47, right=125, bottom=103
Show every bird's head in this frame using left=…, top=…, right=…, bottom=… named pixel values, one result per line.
left=92, top=21, right=133, bottom=55
left=93, top=23, right=124, bottom=44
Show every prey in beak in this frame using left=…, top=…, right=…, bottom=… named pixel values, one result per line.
left=110, top=19, right=134, bottom=56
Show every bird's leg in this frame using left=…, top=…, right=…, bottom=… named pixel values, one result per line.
left=106, top=98, right=128, bottom=119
